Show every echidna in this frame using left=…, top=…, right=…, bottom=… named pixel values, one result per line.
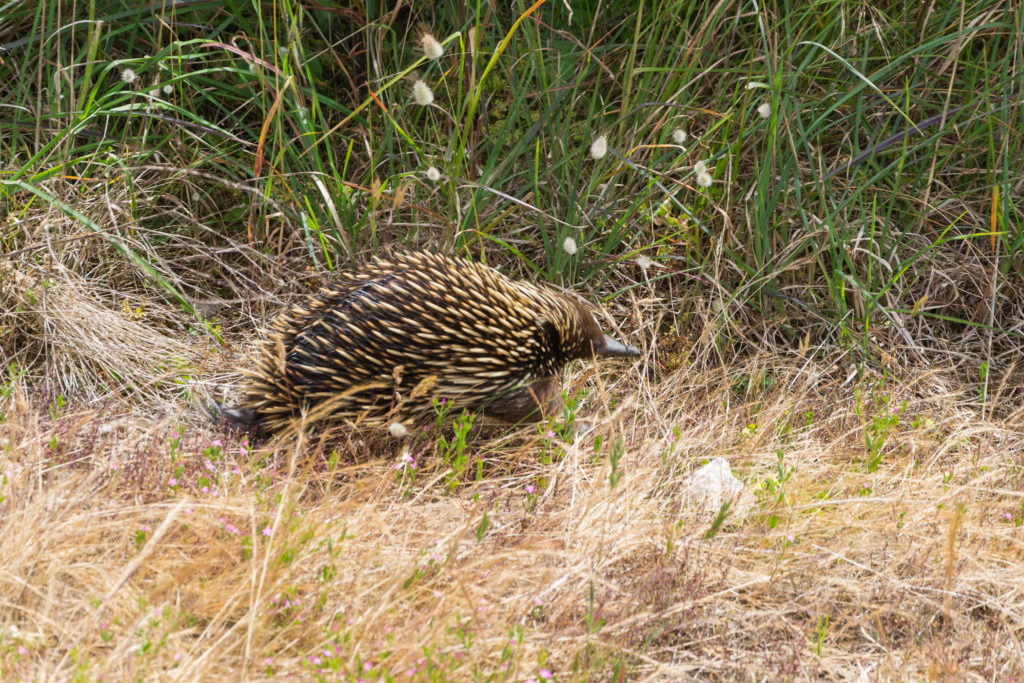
left=222, top=252, right=639, bottom=434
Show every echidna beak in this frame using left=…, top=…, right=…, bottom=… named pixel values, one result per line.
left=597, top=334, right=641, bottom=358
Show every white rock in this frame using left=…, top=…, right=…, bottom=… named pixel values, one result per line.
left=684, top=457, right=744, bottom=511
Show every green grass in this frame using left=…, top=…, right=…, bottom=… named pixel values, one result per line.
left=3, top=1, right=1020, bottom=386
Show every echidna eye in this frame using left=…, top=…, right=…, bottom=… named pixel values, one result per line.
left=535, top=317, right=560, bottom=355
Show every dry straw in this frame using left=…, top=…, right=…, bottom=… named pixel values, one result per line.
left=3, top=350, right=1023, bottom=678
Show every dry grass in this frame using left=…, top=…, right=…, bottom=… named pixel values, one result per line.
left=3, top=326, right=1024, bottom=680
left=2, top=210, right=1022, bottom=681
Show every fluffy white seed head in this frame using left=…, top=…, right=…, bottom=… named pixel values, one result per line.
left=121, top=68, right=137, bottom=84
left=693, top=160, right=707, bottom=175
left=389, top=422, right=409, bottom=439
left=412, top=80, right=434, bottom=106
left=425, top=166, right=441, bottom=182
left=672, top=128, right=687, bottom=144
left=590, top=135, right=607, bottom=160
left=563, top=236, right=578, bottom=255
left=696, top=171, right=713, bottom=188
left=420, top=34, right=444, bottom=60
left=757, top=101, right=771, bottom=119
left=636, top=255, right=653, bottom=272
left=162, top=83, right=173, bottom=95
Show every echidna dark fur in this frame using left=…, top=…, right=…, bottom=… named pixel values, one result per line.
left=221, top=252, right=639, bottom=435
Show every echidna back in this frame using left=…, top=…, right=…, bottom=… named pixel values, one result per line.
left=235, top=252, right=592, bottom=433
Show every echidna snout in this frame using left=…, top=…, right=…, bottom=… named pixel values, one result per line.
left=223, top=252, right=639, bottom=434
left=592, top=333, right=641, bottom=358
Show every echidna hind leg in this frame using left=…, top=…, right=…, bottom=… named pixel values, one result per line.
left=482, top=377, right=562, bottom=423
left=219, top=405, right=261, bottom=432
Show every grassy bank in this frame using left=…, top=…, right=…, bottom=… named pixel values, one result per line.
left=1, top=0, right=1023, bottom=678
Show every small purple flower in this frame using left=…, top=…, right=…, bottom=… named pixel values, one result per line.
left=394, top=451, right=417, bottom=471
left=526, top=484, right=536, bottom=494
left=211, top=438, right=223, bottom=447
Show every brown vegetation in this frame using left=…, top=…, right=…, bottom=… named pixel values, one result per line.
left=2, top=318, right=1023, bottom=678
